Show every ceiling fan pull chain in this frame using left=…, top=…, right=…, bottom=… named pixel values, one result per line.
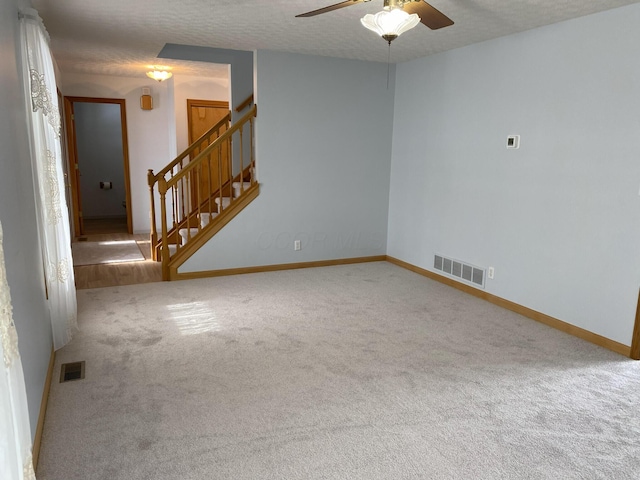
left=387, top=41, right=391, bottom=89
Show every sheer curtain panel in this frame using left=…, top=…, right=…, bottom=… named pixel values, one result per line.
left=0, top=221, right=37, bottom=480
left=20, top=8, right=77, bottom=350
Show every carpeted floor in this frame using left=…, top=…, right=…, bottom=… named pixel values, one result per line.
left=37, top=262, right=640, bottom=479
left=72, top=240, right=145, bottom=266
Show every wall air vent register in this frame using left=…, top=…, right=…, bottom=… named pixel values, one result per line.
left=434, top=254, right=485, bottom=288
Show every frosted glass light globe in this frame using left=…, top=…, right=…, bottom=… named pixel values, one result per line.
left=361, top=9, right=420, bottom=42
left=146, top=70, right=173, bottom=82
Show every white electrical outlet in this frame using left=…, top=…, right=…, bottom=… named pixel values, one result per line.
left=488, top=267, right=495, bottom=279
left=294, top=240, right=301, bottom=251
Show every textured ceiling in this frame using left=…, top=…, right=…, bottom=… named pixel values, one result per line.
left=31, top=0, right=640, bottom=79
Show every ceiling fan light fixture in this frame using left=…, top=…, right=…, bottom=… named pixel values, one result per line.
left=146, top=70, right=173, bottom=82
left=361, top=8, right=420, bottom=43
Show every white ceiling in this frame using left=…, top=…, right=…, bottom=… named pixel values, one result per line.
left=31, top=0, right=640, bottom=79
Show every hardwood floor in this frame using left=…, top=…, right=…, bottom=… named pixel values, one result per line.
left=73, top=233, right=162, bottom=289
left=81, top=217, right=128, bottom=235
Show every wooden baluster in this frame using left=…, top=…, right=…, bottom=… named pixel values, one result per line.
left=186, top=165, right=191, bottom=223
left=171, top=181, right=178, bottom=253
left=239, top=126, right=244, bottom=195
left=228, top=135, right=233, bottom=203
left=147, top=170, right=157, bottom=261
left=192, top=163, right=199, bottom=242
left=206, top=151, right=212, bottom=227
left=180, top=159, right=186, bottom=219
left=159, top=178, right=169, bottom=280
left=172, top=181, right=178, bottom=229
left=205, top=150, right=212, bottom=232
left=218, top=143, right=223, bottom=212
left=250, top=116, right=256, bottom=184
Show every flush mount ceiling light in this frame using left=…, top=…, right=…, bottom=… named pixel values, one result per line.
left=361, top=0, right=420, bottom=44
left=146, top=69, right=172, bottom=82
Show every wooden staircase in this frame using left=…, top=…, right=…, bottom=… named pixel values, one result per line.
left=148, top=104, right=258, bottom=280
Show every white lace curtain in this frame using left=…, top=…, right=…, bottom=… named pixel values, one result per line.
left=20, top=8, right=77, bottom=350
left=1, top=221, right=37, bottom=479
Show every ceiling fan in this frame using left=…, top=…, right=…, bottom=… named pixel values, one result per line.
left=296, top=0, right=454, bottom=43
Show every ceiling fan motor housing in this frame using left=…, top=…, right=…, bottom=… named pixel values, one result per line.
left=384, top=0, right=421, bottom=10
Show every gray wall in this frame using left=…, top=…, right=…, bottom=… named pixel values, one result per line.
left=388, top=3, right=640, bottom=345
left=158, top=45, right=253, bottom=175
left=74, top=102, right=126, bottom=218
left=158, top=44, right=252, bottom=118
left=0, top=0, right=54, bottom=439
left=180, top=50, right=395, bottom=272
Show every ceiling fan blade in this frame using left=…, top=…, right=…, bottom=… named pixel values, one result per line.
left=404, top=1, right=454, bottom=30
left=296, top=0, right=367, bottom=18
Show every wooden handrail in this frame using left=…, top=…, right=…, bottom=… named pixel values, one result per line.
left=235, top=94, right=254, bottom=113
left=165, top=105, right=257, bottom=190
left=153, top=112, right=231, bottom=182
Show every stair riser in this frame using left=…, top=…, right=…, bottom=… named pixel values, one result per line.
left=232, top=182, right=252, bottom=198
left=214, top=197, right=232, bottom=211
left=200, top=213, right=218, bottom=228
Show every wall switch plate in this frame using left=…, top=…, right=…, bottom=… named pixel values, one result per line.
left=488, top=267, right=495, bottom=279
left=294, top=240, right=301, bottom=251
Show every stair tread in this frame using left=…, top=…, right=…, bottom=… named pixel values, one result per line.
left=199, top=211, right=218, bottom=227
left=178, top=228, right=200, bottom=245
left=232, top=182, right=252, bottom=198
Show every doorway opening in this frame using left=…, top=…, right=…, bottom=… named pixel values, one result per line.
left=63, top=97, right=133, bottom=237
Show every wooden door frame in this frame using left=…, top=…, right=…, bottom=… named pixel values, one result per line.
left=57, top=89, right=74, bottom=236
left=63, top=96, right=133, bottom=236
left=630, top=288, right=640, bottom=360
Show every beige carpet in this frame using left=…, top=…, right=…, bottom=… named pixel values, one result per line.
left=38, top=262, right=640, bottom=479
left=72, top=240, right=145, bottom=266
